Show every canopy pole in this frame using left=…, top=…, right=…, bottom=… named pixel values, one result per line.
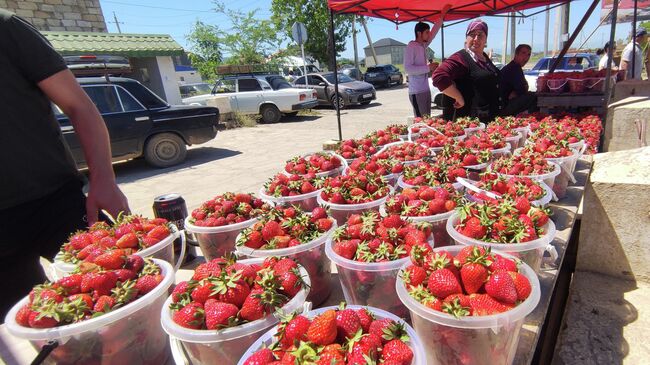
left=329, top=9, right=343, bottom=141
left=441, top=25, right=445, bottom=60
left=632, top=0, right=638, bottom=78
left=548, top=0, right=600, bottom=74
left=603, top=0, right=620, bottom=131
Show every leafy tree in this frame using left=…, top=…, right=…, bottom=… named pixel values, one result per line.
left=270, top=0, right=354, bottom=70
left=186, top=21, right=222, bottom=81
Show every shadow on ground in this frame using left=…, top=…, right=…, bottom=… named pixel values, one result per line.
left=112, top=147, right=242, bottom=183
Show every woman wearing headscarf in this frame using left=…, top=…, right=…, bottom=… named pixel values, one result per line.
left=431, top=19, right=503, bottom=123
left=597, top=42, right=617, bottom=71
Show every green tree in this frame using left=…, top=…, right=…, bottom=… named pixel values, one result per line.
left=186, top=21, right=222, bottom=81
left=214, top=1, right=281, bottom=64
left=270, top=0, right=354, bottom=69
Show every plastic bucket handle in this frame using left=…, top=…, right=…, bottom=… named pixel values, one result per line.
left=408, top=123, right=437, bottom=142
left=546, top=243, right=559, bottom=262
left=456, top=177, right=501, bottom=200
left=174, top=230, right=187, bottom=272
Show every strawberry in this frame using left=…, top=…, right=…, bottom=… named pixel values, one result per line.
left=427, top=268, right=462, bottom=299
left=243, top=348, right=275, bottom=365
left=56, top=274, right=83, bottom=295
left=93, top=249, right=126, bottom=270
left=116, top=232, right=139, bottom=249
left=172, top=302, right=204, bottom=329
left=279, top=314, right=311, bottom=349
left=239, top=289, right=269, bottom=321
left=306, top=309, right=337, bottom=346
left=469, top=293, right=513, bottom=316
left=15, top=305, right=33, bottom=327
left=462, top=217, right=487, bottom=239
left=402, top=265, right=427, bottom=286
left=315, top=218, right=333, bottom=232
left=355, top=308, right=374, bottom=333
left=509, top=271, right=532, bottom=301
left=491, top=255, right=518, bottom=272
left=28, top=311, right=59, bottom=328
left=350, top=332, right=383, bottom=360
left=172, top=281, right=192, bottom=303
left=124, top=255, right=144, bottom=273
left=274, top=258, right=298, bottom=276
left=81, top=271, right=118, bottom=296
left=190, top=281, right=216, bottom=304
left=335, top=308, right=361, bottom=340
left=204, top=299, right=239, bottom=330
left=279, top=271, right=302, bottom=297
left=382, top=215, right=403, bottom=229
left=485, top=271, right=518, bottom=304
left=311, top=207, right=328, bottom=220
left=147, top=225, right=170, bottom=240
left=514, top=196, right=531, bottom=215
left=368, top=318, right=396, bottom=343
left=135, top=274, right=162, bottom=295
left=460, top=262, right=488, bottom=294
left=262, top=221, right=282, bottom=241
left=192, top=259, right=223, bottom=280
left=381, top=339, right=414, bottom=365
left=332, top=240, right=358, bottom=260
left=93, top=295, right=116, bottom=313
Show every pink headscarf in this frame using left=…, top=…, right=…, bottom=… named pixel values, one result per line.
left=466, top=19, right=488, bottom=37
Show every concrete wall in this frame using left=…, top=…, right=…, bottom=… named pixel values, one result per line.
left=177, top=70, right=203, bottom=84
left=365, top=54, right=392, bottom=67
left=604, top=97, right=650, bottom=152
left=130, top=56, right=182, bottom=106
left=1, top=0, right=107, bottom=32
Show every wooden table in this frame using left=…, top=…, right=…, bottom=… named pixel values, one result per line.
left=0, top=158, right=591, bottom=365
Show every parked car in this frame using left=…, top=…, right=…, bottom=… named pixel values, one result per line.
left=293, top=72, right=376, bottom=109
left=182, top=74, right=318, bottom=123
left=341, top=66, right=363, bottom=80
left=55, top=77, right=219, bottom=168
left=524, top=53, right=599, bottom=91
left=179, top=82, right=213, bottom=98
left=363, top=64, right=403, bottom=88
left=429, top=78, right=444, bottom=109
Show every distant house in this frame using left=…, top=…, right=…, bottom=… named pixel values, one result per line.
left=364, top=38, right=435, bottom=66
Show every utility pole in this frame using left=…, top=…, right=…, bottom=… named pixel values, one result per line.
left=360, top=17, right=378, bottom=66
left=111, top=11, right=122, bottom=34
left=544, top=6, right=550, bottom=56
left=352, top=16, right=360, bottom=79
left=561, top=4, right=570, bottom=50
left=553, top=7, right=562, bottom=54
left=531, top=17, right=535, bottom=50
left=502, top=16, right=509, bottom=64
left=510, top=12, right=516, bottom=59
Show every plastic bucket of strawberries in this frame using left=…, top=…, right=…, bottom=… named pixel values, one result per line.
left=374, top=141, right=432, bottom=167
left=445, top=198, right=557, bottom=273
left=258, top=172, right=323, bottom=212
left=317, top=171, right=393, bottom=226
left=455, top=117, right=485, bottom=138
left=234, top=206, right=336, bottom=306
left=238, top=303, right=427, bottom=365
left=464, top=175, right=554, bottom=208
left=490, top=156, right=562, bottom=200
left=184, top=193, right=272, bottom=261
left=160, top=256, right=310, bottom=364
left=544, top=147, right=583, bottom=199
left=6, top=257, right=174, bottom=364
left=283, top=151, right=347, bottom=179
left=381, top=183, right=464, bottom=248
left=325, top=211, right=434, bottom=318
left=395, top=245, right=541, bottom=365
left=345, top=155, right=404, bottom=188
left=53, top=215, right=184, bottom=278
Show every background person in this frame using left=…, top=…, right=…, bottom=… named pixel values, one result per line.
left=500, top=44, right=537, bottom=116
left=597, top=42, right=618, bottom=71
left=0, top=9, right=129, bottom=318
left=620, top=28, right=649, bottom=80
left=431, top=19, right=503, bottom=123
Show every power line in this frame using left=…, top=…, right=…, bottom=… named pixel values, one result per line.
left=101, top=1, right=211, bottom=12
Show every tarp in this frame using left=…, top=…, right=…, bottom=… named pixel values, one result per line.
left=328, top=0, right=570, bottom=23
left=601, top=0, right=650, bottom=23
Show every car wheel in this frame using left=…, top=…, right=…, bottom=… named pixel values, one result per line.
left=398, top=76, right=403, bottom=85
left=260, top=104, right=281, bottom=123
left=144, top=133, right=187, bottom=168
left=384, top=78, right=391, bottom=88
left=331, top=94, right=346, bottom=110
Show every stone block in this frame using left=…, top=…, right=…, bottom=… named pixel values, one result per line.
left=576, top=146, right=650, bottom=282
left=604, top=96, right=650, bottom=152
left=6, top=0, right=18, bottom=8
left=56, top=4, right=71, bottom=12
left=552, top=271, right=650, bottom=365
left=60, top=19, right=76, bottom=27
left=14, top=9, right=34, bottom=17
left=30, top=17, right=46, bottom=26
left=75, top=19, right=91, bottom=27
left=0, top=0, right=9, bottom=8
left=62, top=11, right=80, bottom=20
left=40, top=4, right=55, bottom=12
left=48, top=25, right=65, bottom=31
left=612, top=79, right=650, bottom=103
left=66, top=26, right=82, bottom=31
left=91, top=21, right=106, bottom=31
left=45, top=17, right=60, bottom=26
left=33, top=10, right=52, bottom=18
left=61, top=0, right=77, bottom=5
left=87, top=7, right=100, bottom=14
left=43, top=0, right=62, bottom=4
left=81, top=14, right=97, bottom=21
left=17, top=1, right=38, bottom=10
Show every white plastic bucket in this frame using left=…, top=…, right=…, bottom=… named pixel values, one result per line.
left=160, top=257, right=310, bottom=365
left=235, top=222, right=336, bottom=306
left=463, top=122, right=486, bottom=137
left=545, top=146, right=584, bottom=199
left=5, top=259, right=175, bottom=365
left=396, top=246, right=541, bottom=365
left=493, top=162, right=562, bottom=201
left=325, top=237, right=432, bottom=319
left=379, top=205, right=455, bottom=248
left=397, top=175, right=463, bottom=192
left=283, top=151, right=348, bottom=178
left=258, top=187, right=321, bottom=212
left=446, top=212, right=558, bottom=272
left=316, top=187, right=393, bottom=226
left=237, top=304, right=427, bottom=365
left=185, top=217, right=258, bottom=261
left=464, top=179, right=553, bottom=208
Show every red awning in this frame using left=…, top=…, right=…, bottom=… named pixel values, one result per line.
left=328, top=0, right=569, bottom=23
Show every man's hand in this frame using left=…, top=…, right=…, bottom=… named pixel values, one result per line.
left=86, top=178, right=130, bottom=224
left=454, top=95, right=465, bottom=109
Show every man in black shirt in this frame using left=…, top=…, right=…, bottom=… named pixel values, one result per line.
left=0, top=10, right=129, bottom=318
left=500, top=44, right=537, bottom=116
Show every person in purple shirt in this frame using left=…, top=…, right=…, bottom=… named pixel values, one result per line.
left=404, top=5, right=450, bottom=117
left=431, top=19, right=503, bottom=123
left=500, top=44, right=537, bottom=116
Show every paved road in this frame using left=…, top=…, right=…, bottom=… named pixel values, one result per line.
left=114, top=85, right=437, bottom=215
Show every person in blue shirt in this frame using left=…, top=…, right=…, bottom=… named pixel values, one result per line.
left=500, top=44, right=537, bottom=116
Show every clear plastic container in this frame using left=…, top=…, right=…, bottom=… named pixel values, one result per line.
left=380, top=204, right=456, bottom=248
left=446, top=212, right=557, bottom=272
left=464, top=162, right=489, bottom=181
left=52, top=225, right=185, bottom=279
left=547, top=78, right=567, bottom=93
left=5, top=259, right=175, bottom=365
left=258, top=187, right=321, bottom=212
left=160, top=257, right=310, bottom=365
left=567, top=78, right=586, bottom=93
left=396, top=175, right=463, bottom=192
left=545, top=148, right=582, bottom=199
left=493, top=162, right=562, bottom=201
left=490, top=143, right=512, bottom=159
left=325, top=237, right=432, bottom=319
left=237, top=304, right=427, bottom=365
left=316, top=187, right=393, bottom=226
left=185, top=217, right=258, bottom=261
left=513, top=127, right=529, bottom=148
left=235, top=222, right=336, bottom=306
left=464, top=122, right=486, bottom=137
left=396, top=246, right=541, bottom=365
left=504, top=133, right=521, bottom=154
left=283, top=151, right=348, bottom=178
left=464, top=180, right=554, bottom=207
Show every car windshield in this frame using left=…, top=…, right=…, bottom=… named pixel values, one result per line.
left=193, top=84, right=212, bottom=93
left=323, top=73, right=354, bottom=84
left=266, top=76, right=293, bottom=90
left=119, top=82, right=167, bottom=109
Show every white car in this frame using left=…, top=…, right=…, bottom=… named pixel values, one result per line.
left=182, top=75, right=318, bottom=123
left=429, top=78, right=444, bottom=109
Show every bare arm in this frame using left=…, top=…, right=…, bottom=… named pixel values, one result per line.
left=440, top=83, right=464, bottom=109
left=38, top=69, right=129, bottom=224
left=429, top=4, right=452, bottom=41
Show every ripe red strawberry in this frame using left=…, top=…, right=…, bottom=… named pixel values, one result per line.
left=409, top=242, right=432, bottom=266
left=135, top=274, right=162, bottom=295
left=147, top=225, right=170, bottom=240
left=315, top=218, right=333, bottom=232
left=350, top=332, right=383, bottom=360
left=114, top=268, right=136, bottom=282
left=514, top=196, right=531, bottom=214
left=427, top=268, right=462, bottom=299
left=455, top=245, right=486, bottom=265
left=382, top=215, right=403, bottom=229
left=333, top=240, right=358, bottom=260
left=306, top=309, right=337, bottom=346
left=462, top=217, right=487, bottom=239
left=335, top=308, right=361, bottom=340
left=93, top=295, right=116, bottom=313
left=402, top=265, right=427, bottom=286
left=491, top=255, right=518, bottom=272
left=317, top=344, right=345, bottom=364
left=311, top=207, right=328, bottom=220
left=244, top=230, right=264, bottom=249
left=279, top=314, right=311, bottom=349
left=243, top=348, right=275, bottom=365
left=355, top=307, right=374, bottom=333
left=368, top=318, right=396, bottom=343
left=204, top=299, right=239, bottom=330
left=192, top=259, right=223, bottom=280
left=274, top=258, right=298, bottom=276
left=485, top=271, right=518, bottom=304
left=239, top=288, right=278, bottom=321
left=469, top=293, right=513, bottom=315
left=116, top=232, right=139, bottom=249
left=190, top=281, right=215, bottom=304
left=15, top=305, right=33, bottom=327
left=124, top=255, right=144, bottom=273
left=460, top=262, right=488, bottom=294
left=173, top=302, right=204, bottom=329
left=279, top=271, right=302, bottom=297
left=28, top=311, right=59, bottom=328
left=529, top=207, right=550, bottom=226
left=404, top=229, right=427, bottom=246
left=69, top=232, right=93, bottom=250
left=381, top=339, right=414, bottom=364
left=81, top=271, right=118, bottom=296
left=93, top=250, right=126, bottom=270
left=509, top=271, right=532, bottom=301
left=261, top=221, right=282, bottom=241
left=56, top=273, right=83, bottom=295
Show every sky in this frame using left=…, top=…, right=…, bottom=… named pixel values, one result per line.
left=98, top=0, right=637, bottom=60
